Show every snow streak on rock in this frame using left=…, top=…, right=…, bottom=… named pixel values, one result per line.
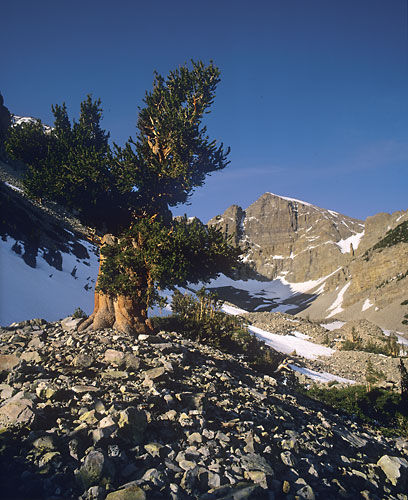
left=326, top=282, right=351, bottom=318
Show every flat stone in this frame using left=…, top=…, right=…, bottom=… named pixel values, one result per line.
left=142, top=367, right=166, bottom=383
left=207, top=471, right=222, bottom=489
left=72, top=353, right=94, bottom=368
left=144, top=442, right=163, bottom=458
left=104, top=349, right=125, bottom=366
left=155, top=343, right=181, bottom=354
left=296, top=484, right=315, bottom=499
left=0, top=384, right=15, bottom=400
left=99, top=415, right=117, bottom=431
left=335, top=429, right=368, bottom=449
left=377, top=455, right=408, bottom=487
left=39, top=451, right=62, bottom=468
left=106, top=485, right=146, bottom=500
left=85, top=486, right=106, bottom=500
left=71, top=385, right=100, bottom=394
left=76, top=450, right=115, bottom=490
left=244, top=470, right=269, bottom=489
left=188, top=432, right=203, bottom=444
left=36, top=382, right=59, bottom=400
left=61, top=316, right=84, bottom=331
left=179, top=459, right=197, bottom=471
left=118, top=407, right=147, bottom=445
left=138, top=334, right=162, bottom=343
left=102, top=369, right=129, bottom=380
left=0, top=398, right=36, bottom=429
left=21, top=351, right=42, bottom=364
left=281, top=450, right=296, bottom=467
left=28, top=337, right=44, bottom=349
left=0, top=354, right=20, bottom=372
left=32, top=435, right=57, bottom=452
left=240, top=453, right=274, bottom=475
left=199, top=482, right=264, bottom=499
left=79, top=409, right=99, bottom=425
left=124, top=353, right=141, bottom=371
left=142, top=468, right=166, bottom=487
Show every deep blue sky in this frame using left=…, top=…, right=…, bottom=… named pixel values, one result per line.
left=2, top=0, right=407, bottom=222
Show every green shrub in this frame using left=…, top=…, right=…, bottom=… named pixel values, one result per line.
left=341, top=331, right=399, bottom=357
left=303, top=384, right=408, bottom=435
left=168, top=288, right=244, bottom=347
left=152, top=288, right=283, bottom=375
left=72, top=307, right=87, bottom=319
left=365, top=359, right=385, bottom=391
left=371, top=221, right=408, bottom=252
left=341, top=339, right=362, bottom=351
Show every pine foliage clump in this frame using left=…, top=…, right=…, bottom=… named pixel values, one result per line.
left=97, top=216, right=240, bottom=312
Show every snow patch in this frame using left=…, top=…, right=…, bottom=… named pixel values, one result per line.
left=266, top=192, right=313, bottom=207
left=221, top=304, right=248, bottom=316
left=4, top=182, right=23, bottom=193
left=205, top=274, right=296, bottom=304
left=280, top=267, right=342, bottom=294
left=382, top=329, right=408, bottom=347
left=289, top=364, right=356, bottom=384
left=321, top=321, right=346, bottom=331
left=326, top=282, right=351, bottom=318
left=11, top=115, right=53, bottom=133
left=292, top=331, right=311, bottom=340
left=248, top=325, right=335, bottom=360
left=362, top=299, right=373, bottom=312
left=336, top=231, right=365, bottom=254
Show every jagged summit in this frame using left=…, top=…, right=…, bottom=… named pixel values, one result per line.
left=265, top=191, right=314, bottom=208
left=208, top=191, right=364, bottom=282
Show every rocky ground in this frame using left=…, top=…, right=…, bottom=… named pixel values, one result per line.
left=1, top=319, right=408, bottom=499
left=243, top=312, right=406, bottom=387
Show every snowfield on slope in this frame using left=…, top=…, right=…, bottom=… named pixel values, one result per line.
left=0, top=236, right=99, bottom=325
left=248, top=325, right=335, bottom=360
left=203, top=272, right=338, bottom=313
left=289, top=364, right=356, bottom=385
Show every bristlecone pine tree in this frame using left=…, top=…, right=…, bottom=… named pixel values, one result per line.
left=6, top=61, right=239, bottom=334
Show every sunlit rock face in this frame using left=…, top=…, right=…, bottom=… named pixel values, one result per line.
left=208, top=192, right=364, bottom=282
left=208, top=192, right=408, bottom=332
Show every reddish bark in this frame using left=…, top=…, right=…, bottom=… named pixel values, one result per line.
left=78, top=234, right=154, bottom=335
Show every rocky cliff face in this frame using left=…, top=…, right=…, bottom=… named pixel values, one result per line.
left=208, top=192, right=364, bottom=282
left=208, top=193, right=408, bottom=333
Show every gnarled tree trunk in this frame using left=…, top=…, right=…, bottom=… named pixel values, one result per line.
left=78, top=234, right=154, bottom=335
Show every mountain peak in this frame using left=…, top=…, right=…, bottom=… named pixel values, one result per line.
left=265, top=191, right=314, bottom=208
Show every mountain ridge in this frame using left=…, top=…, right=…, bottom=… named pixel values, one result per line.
left=208, top=192, right=408, bottom=333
